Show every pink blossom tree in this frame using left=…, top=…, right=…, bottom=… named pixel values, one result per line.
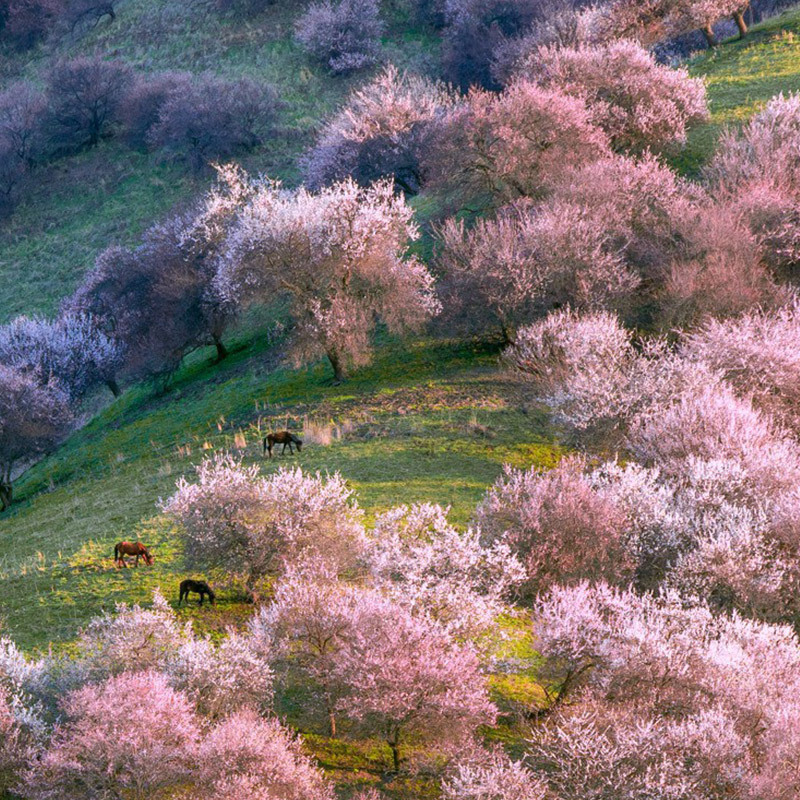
left=193, top=709, right=335, bottom=800
left=529, top=581, right=800, bottom=798
left=249, top=562, right=367, bottom=736
left=23, top=671, right=197, bottom=800
left=427, top=81, right=610, bottom=203
left=163, top=455, right=365, bottom=594
left=514, top=39, right=708, bottom=154
left=705, top=92, right=800, bottom=278
left=475, top=457, right=634, bottom=599
left=435, top=201, right=639, bottom=341
left=0, top=685, right=33, bottom=795
left=0, top=313, right=124, bottom=401
left=171, top=631, right=274, bottom=720
left=442, top=751, right=547, bottom=800
left=330, top=597, right=497, bottom=771
left=70, top=589, right=193, bottom=685
left=302, top=65, right=456, bottom=194
left=0, top=365, right=72, bottom=511
left=294, top=0, right=384, bottom=75
left=365, top=503, right=526, bottom=641
left=680, top=300, right=800, bottom=433
left=218, top=176, right=440, bottom=382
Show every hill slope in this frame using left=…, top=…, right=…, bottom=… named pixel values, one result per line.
left=2, top=0, right=800, bottom=652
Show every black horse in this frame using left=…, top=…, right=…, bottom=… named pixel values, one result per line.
left=263, top=430, right=303, bottom=458
left=178, top=579, right=216, bottom=606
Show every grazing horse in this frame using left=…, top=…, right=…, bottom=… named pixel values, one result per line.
left=178, top=579, right=216, bottom=606
left=114, top=541, right=154, bottom=568
left=263, top=430, right=303, bottom=458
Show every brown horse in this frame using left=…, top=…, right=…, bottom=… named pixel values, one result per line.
left=263, top=430, right=303, bottom=458
left=114, top=541, right=154, bottom=568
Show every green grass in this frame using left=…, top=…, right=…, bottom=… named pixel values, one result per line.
left=680, top=4, right=800, bottom=174
left=0, top=323, right=562, bottom=653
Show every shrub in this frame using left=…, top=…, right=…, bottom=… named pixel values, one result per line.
left=515, top=39, right=708, bottom=153
left=44, top=56, right=133, bottom=151
left=162, top=456, right=365, bottom=593
left=0, top=366, right=72, bottom=511
left=120, top=70, right=191, bottom=150
left=427, top=81, right=609, bottom=203
left=23, top=671, right=197, bottom=800
left=476, top=457, right=634, bottom=598
left=294, top=0, right=384, bottom=74
left=440, top=0, right=541, bottom=90
left=302, top=65, right=456, bottom=193
left=148, top=73, right=279, bottom=172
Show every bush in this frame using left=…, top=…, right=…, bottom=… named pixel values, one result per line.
left=120, top=70, right=191, bottom=151
left=302, top=65, right=456, bottom=193
left=147, top=73, right=279, bottom=172
left=476, top=457, right=634, bottom=598
left=441, top=0, right=542, bottom=90
left=294, top=0, right=384, bottom=74
left=162, top=456, right=365, bottom=594
left=514, top=39, right=708, bottom=154
left=45, top=56, right=133, bottom=151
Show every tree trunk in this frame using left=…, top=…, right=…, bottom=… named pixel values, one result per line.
left=328, top=710, right=337, bottom=738
left=327, top=350, right=346, bottom=384
left=701, top=24, right=718, bottom=47
left=732, top=10, right=747, bottom=38
left=213, top=334, right=228, bottom=362
left=106, top=377, right=121, bottom=398
left=389, top=740, right=400, bottom=773
left=0, top=482, right=12, bottom=512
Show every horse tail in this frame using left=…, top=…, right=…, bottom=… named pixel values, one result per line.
left=113, top=543, right=119, bottom=561
left=263, top=436, right=267, bottom=455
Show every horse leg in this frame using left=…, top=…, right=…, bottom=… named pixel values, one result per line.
left=199, top=592, right=204, bottom=606
left=135, top=553, right=139, bottom=567
left=288, top=441, right=294, bottom=454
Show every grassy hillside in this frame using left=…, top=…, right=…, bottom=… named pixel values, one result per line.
left=0, top=0, right=439, bottom=322
left=2, top=0, right=800, bottom=654
left=681, top=3, right=800, bottom=172
left=0, top=323, right=561, bottom=652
